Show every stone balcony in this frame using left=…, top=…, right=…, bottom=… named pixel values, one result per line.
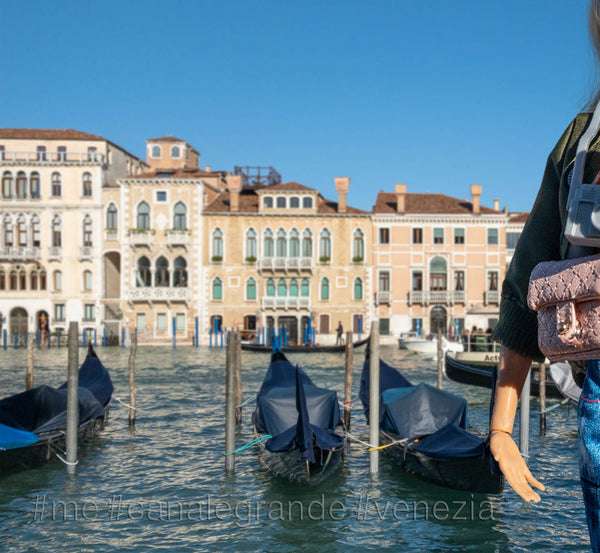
left=128, top=286, right=191, bottom=305
left=128, top=230, right=153, bottom=248
left=484, top=290, right=500, bottom=305
left=166, top=230, right=190, bottom=248
left=0, top=246, right=41, bottom=262
left=375, top=291, right=391, bottom=305
left=1, top=151, right=106, bottom=165
left=47, top=247, right=62, bottom=261
left=261, top=297, right=311, bottom=310
left=258, top=257, right=314, bottom=273
left=408, top=290, right=466, bottom=306
left=78, top=246, right=93, bottom=261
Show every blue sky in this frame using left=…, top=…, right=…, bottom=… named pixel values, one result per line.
left=0, top=1, right=593, bottom=213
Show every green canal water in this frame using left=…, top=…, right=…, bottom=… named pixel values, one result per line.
left=0, top=346, right=588, bottom=552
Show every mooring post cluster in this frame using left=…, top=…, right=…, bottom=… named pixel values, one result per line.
left=66, top=321, right=79, bottom=475
left=225, top=330, right=241, bottom=473
left=369, top=320, right=380, bottom=474
left=344, top=331, right=354, bottom=431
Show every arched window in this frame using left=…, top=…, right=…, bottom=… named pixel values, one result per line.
left=319, top=229, right=331, bottom=261
left=212, top=277, right=223, bottom=300
left=302, top=229, right=312, bottom=257
left=173, top=256, right=188, bottom=287
left=276, top=196, right=286, bottom=208
left=289, top=229, right=300, bottom=257
left=9, top=270, right=17, bottom=290
left=263, top=229, right=274, bottom=257
left=289, top=278, right=299, bottom=297
left=303, top=197, right=313, bottom=209
left=51, top=172, right=62, bottom=197
left=30, top=172, right=40, bottom=199
left=276, top=229, right=287, bottom=257
left=83, top=270, right=92, bottom=291
left=263, top=196, right=273, bottom=208
left=277, top=278, right=287, bottom=297
left=52, top=216, right=62, bottom=247
left=54, top=270, right=62, bottom=291
left=155, top=256, right=169, bottom=287
left=137, top=201, right=150, bottom=230
left=16, top=171, right=27, bottom=198
left=82, top=172, right=92, bottom=197
left=171, top=145, right=181, bottom=158
left=321, top=277, right=330, bottom=300
left=30, top=270, right=38, bottom=290
left=82, top=215, right=93, bottom=247
left=212, top=228, right=223, bottom=259
left=429, top=256, right=448, bottom=291
left=3, top=215, right=13, bottom=247
left=31, top=216, right=41, bottom=247
left=151, top=145, right=161, bottom=158
left=354, top=278, right=363, bottom=300
left=266, top=278, right=275, bottom=297
left=2, top=171, right=13, bottom=198
left=0, top=270, right=5, bottom=290
left=301, top=278, right=310, bottom=297
left=246, top=277, right=257, bottom=300
left=17, top=215, right=27, bottom=247
left=136, top=257, right=151, bottom=287
left=246, top=228, right=257, bottom=259
left=106, top=203, right=118, bottom=229
left=19, top=270, right=26, bottom=290
left=173, top=202, right=187, bottom=229
left=290, top=197, right=300, bottom=208
left=353, top=229, right=364, bottom=261
left=40, top=270, right=46, bottom=290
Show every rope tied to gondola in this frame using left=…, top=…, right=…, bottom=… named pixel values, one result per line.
left=236, top=395, right=256, bottom=409
left=113, top=396, right=136, bottom=411
left=224, top=434, right=272, bottom=456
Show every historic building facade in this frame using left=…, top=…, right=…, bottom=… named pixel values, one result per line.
left=0, top=129, right=146, bottom=344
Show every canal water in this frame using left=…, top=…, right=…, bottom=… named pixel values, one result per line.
left=0, top=345, right=588, bottom=552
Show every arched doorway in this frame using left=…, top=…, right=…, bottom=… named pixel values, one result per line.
left=430, top=306, right=447, bottom=335
left=9, top=307, right=28, bottom=345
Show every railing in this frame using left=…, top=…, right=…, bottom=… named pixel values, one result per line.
left=376, top=291, right=391, bottom=305
left=128, top=287, right=191, bottom=302
left=105, top=230, right=118, bottom=241
left=129, top=230, right=153, bottom=247
left=484, top=290, right=500, bottom=305
left=47, top=247, right=62, bottom=261
left=262, top=297, right=311, bottom=310
left=78, top=246, right=93, bottom=261
left=0, top=246, right=41, bottom=261
left=1, top=151, right=106, bottom=164
left=408, top=290, right=466, bottom=306
left=258, top=257, right=314, bottom=272
left=103, top=304, right=122, bottom=321
left=166, top=230, right=190, bottom=247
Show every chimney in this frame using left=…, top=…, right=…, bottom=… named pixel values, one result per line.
left=471, top=184, right=482, bottom=215
left=205, top=165, right=211, bottom=173
left=335, top=177, right=350, bottom=213
left=395, top=183, right=407, bottom=213
left=493, top=199, right=500, bottom=211
left=227, top=175, right=243, bottom=213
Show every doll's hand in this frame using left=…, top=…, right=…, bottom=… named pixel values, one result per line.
left=490, top=430, right=545, bottom=502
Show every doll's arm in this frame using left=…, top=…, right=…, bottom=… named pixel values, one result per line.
left=490, top=346, right=545, bottom=502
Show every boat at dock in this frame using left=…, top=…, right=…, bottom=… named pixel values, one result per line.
left=242, top=336, right=369, bottom=353
left=359, top=353, right=503, bottom=494
left=398, top=332, right=463, bottom=354
left=251, top=349, right=344, bottom=485
left=0, top=345, right=113, bottom=478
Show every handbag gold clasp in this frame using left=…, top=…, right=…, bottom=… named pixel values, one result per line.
left=557, top=322, right=570, bottom=335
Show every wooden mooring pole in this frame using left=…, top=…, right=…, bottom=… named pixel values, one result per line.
left=128, top=331, right=137, bottom=427
left=520, top=370, right=531, bottom=456
left=539, top=364, right=547, bottom=436
left=225, top=331, right=237, bottom=473
left=26, top=335, right=34, bottom=390
left=66, top=322, right=79, bottom=475
left=437, top=329, right=443, bottom=389
left=235, top=331, right=243, bottom=425
left=369, top=320, right=380, bottom=474
left=344, top=330, right=354, bottom=431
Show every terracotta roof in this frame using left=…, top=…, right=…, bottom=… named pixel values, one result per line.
left=373, top=191, right=500, bottom=215
left=126, top=167, right=224, bottom=180
left=0, top=128, right=105, bottom=141
left=257, top=181, right=315, bottom=193
left=147, top=135, right=188, bottom=143
left=509, top=212, right=529, bottom=223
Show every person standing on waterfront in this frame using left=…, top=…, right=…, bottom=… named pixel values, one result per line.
left=336, top=321, right=344, bottom=345
left=490, top=2, right=600, bottom=550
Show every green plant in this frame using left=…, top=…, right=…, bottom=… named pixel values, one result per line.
left=128, top=228, right=155, bottom=234
left=352, top=256, right=364, bottom=263
left=319, top=256, right=331, bottom=263
left=245, top=256, right=257, bottom=263
left=211, top=255, right=223, bottom=262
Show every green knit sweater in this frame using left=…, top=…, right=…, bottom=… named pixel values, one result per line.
left=492, top=111, right=600, bottom=361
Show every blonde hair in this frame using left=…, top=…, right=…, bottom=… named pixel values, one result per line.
left=589, top=0, right=600, bottom=109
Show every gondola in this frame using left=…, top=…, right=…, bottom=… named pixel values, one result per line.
left=242, top=336, right=369, bottom=353
left=359, top=354, right=503, bottom=494
left=251, top=348, right=345, bottom=485
left=444, top=352, right=563, bottom=398
left=0, top=345, right=113, bottom=478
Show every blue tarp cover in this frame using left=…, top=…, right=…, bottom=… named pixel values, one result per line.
left=0, top=423, right=40, bottom=450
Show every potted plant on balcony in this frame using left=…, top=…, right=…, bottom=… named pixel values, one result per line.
left=245, top=256, right=257, bottom=264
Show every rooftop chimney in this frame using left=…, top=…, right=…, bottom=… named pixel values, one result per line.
left=205, top=165, right=211, bottom=173
left=471, top=184, right=482, bottom=215
left=395, top=183, right=407, bottom=213
left=227, top=175, right=243, bottom=213
left=335, top=177, right=350, bottom=213
left=493, top=198, right=500, bottom=211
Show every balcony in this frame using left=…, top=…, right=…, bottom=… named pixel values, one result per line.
left=408, top=290, right=466, bottom=306
left=258, top=257, right=314, bottom=273
left=78, top=247, right=93, bottom=261
left=129, top=230, right=153, bottom=248
left=166, top=230, right=190, bottom=248
left=261, top=297, right=311, bottom=310
left=47, top=247, right=62, bottom=261
left=1, top=151, right=106, bottom=165
left=0, top=246, right=41, bottom=262
left=376, top=291, right=391, bottom=305
left=484, top=290, right=500, bottom=305
left=128, top=286, right=191, bottom=305
left=105, top=230, right=118, bottom=242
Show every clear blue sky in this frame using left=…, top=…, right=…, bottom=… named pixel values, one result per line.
left=0, top=0, right=593, bottom=213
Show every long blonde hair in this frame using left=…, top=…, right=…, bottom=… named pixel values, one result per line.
left=589, top=0, right=600, bottom=109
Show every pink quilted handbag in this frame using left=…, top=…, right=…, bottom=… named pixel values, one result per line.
left=527, top=254, right=600, bottom=361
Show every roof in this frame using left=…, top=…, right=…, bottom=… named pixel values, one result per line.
left=256, top=181, right=315, bottom=193
left=373, top=191, right=501, bottom=215
left=508, top=212, right=529, bottom=223
left=125, top=167, right=224, bottom=180
left=0, top=128, right=106, bottom=141
left=147, top=135, right=188, bottom=143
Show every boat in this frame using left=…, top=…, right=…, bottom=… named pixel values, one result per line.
left=0, top=345, right=114, bottom=478
left=242, top=335, right=369, bottom=353
left=548, top=362, right=582, bottom=405
left=398, top=332, right=463, bottom=354
left=444, top=351, right=564, bottom=398
left=359, top=353, right=503, bottom=494
left=251, top=349, right=345, bottom=485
